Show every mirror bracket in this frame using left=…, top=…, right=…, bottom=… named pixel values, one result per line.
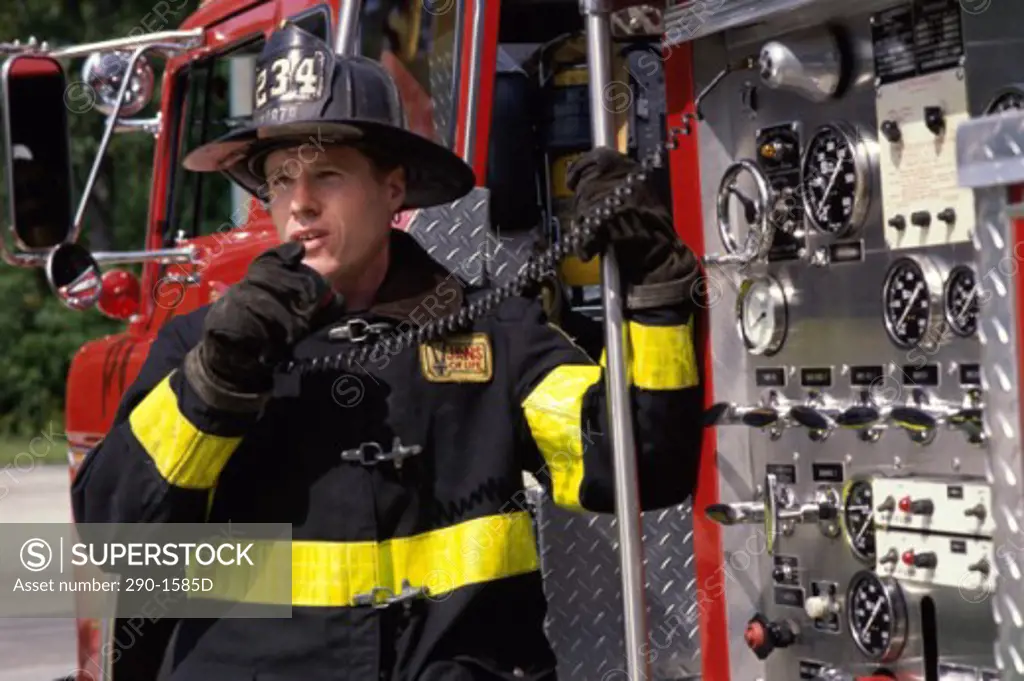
left=71, top=42, right=188, bottom=245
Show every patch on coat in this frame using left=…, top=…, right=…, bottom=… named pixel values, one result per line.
left=419, top=333, right=493, bottom=383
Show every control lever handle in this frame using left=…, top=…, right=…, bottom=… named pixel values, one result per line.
left=705, top=473, right=783, bottom=555
left=704, top=402, right=781, bottom=429
left=890, top=388, right=985, bottom=444
left=788, top=395, right=842, bottom=441
left=764, top=472, right=781, bottom=555
left=837, top=392, right=892, bottom=441
left=705, top=502, right=765, bottom=526
left=947, top=389, right=986, bottom=444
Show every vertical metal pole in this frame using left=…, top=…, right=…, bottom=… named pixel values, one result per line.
left=584, top=6, right=651, bottom=681
left=335, top=0, right=362, bottom=56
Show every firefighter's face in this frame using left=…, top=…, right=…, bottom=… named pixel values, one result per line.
left=263, top=145, right=406, bottom=286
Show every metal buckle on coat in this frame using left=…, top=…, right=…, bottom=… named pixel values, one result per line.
left=352, top=579, right=428, bottom=609
left=340, top=437, right=422, bottom=469
left=328, top=318, right=392, bottom=343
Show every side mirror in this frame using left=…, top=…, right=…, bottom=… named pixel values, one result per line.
left=81, top=50, right=155, bottom=117
left=1, top=54, right=74, bottom=251
left=46, top=243, right=102, bottom=311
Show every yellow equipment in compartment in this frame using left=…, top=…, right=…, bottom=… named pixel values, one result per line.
left=537, top=34, right=632, bottom=289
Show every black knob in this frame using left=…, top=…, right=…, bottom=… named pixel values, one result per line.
left=909, top=499, right=934, bottom=515
left=887, top=215, right=906, bottom=231
left=877, top=496, right=896, bottom=513
left=913, top=552, right=938, bottom=569
left=937, top=208, right=956, bottom=224
left=969, top=557, right=991, bottom=576
left=879, top=548, right=899, bottom=564
left=964, top=503, right=987, bottom=521
left=911, top=211, right=931, bottom=228
left=745, top=613, right=798, bottom=660
left=925, top=106, right=945, bottom=135
left=881, top=119, right=902, bottom=143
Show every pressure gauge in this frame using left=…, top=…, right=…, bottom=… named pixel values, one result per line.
left=841, top=479, right=875, bottom=562
left=944, top=264, right=979, bottom=337
left=736, top=276, right=788, bottom=355
left=800, top=122, right=873, bottom=237
left=985, top=85, right=1024, bottom=114
left=881, top=256, right=944, bottom=350
left=846, top=571, right=907, bottom=662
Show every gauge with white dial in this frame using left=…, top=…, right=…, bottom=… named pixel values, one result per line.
left=737, top=276, right=787, bottom=356
left=800, top=122, right=873, bottom=236
left=841, top=479, right=875, bottom=562
left=944, top=264, right=979, bottom=337
left=881, top=256, right=944, bottom=350
left=847, top=571, right=907, bottom=662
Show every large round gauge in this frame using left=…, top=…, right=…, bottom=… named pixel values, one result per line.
left=881, top=256, right=944, bottom=350
left=800, top=122, right=873, bottom=236
left=841, top=479, right=875, bottom=562
left=736, top=276, right=788, bottom=356
left=945, top=264, right=979, bottom=337
left=846, top=570, right=908, bottom=662
left=986, top=85, right=1024, bottom=114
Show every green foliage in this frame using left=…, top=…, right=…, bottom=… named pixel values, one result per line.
left=0, top=0, right=201, bottom=436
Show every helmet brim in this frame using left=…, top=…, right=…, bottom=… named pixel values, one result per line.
left=182, top=120, right=476, bottom=210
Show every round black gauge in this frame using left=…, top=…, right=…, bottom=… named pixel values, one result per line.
left=847, top=571, right=907, bottom=662
left=945, top=265, right=979, bottom=337
left=882, top=257, right=938, bottom=349
left=842, top=480, right=875, bottom=561
left=986, top=86, right=1024, bottom=114
left=800, top=123, right=869, bottom=236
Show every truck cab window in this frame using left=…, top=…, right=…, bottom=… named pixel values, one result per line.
left=359, top=0, right=461, bottom=149
left=166, top=8, right=329, bottom=243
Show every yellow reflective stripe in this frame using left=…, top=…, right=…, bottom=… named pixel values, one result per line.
left=521, top=365, right=602, bottom=511
left=128, top=373, right=242, bottom=489
left=629, top=318, right=698, bottom=390
left=600, top=318, right=698, bottom=391
left=189, top=511, right=540, bottom=607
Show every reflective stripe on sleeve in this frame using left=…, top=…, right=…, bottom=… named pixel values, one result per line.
left=128, top=373, right=242, bottom=489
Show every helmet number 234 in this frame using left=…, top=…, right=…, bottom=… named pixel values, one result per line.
left=255, top=55, right=325, bottom=108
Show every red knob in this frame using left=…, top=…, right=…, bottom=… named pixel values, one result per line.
left=744, top=620, right=766, bottom=649
left=902, top=550, right=915, bottom=566
left=898, top=496, right=912, bottom=513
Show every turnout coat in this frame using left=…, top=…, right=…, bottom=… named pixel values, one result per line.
left=71, top=229, right=705, bottom=681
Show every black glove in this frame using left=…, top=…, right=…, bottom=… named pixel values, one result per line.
left=567, top=148, right=699, bottom=305
left=183, top=241, right=342, bottom=412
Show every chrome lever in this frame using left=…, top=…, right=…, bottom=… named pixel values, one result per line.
left=836, top=389, right=891, bottom=442
left=788, top=392, right=842, bottom=441
left=705, top=391, right=793, bottom=439
left=705, top=501, right=765, bottom=526
left=764, top=472, right=781, bottom=556
left=890, top=388, right=950, bottom=445
left=947, top=389, right=986, bottom=445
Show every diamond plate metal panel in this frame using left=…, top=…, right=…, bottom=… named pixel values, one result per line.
left=428, top=48, right=455, bottom=145
left=957, top=111, right=1024, bottom=680
left=529, top=487, right=702, bottom=681
left=408, top=186, right=699, bottom=678
left=405, top=187, right=546, bottom=289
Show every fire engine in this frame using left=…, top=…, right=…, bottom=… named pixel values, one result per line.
left=2, top=0, right=1024, bottom=679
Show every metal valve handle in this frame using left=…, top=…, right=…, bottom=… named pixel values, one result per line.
left=764, top=472, right=781, bottom=555
left=704, top=159, right=776, bottom=266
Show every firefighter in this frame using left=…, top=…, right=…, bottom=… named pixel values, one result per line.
left=71, top=21, right=706, bottom=681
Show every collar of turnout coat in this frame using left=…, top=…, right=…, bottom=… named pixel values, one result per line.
left=362, top=228, right=465, bottom=322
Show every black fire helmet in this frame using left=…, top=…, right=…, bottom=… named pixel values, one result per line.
left=182, top=21, right=476, bottom=210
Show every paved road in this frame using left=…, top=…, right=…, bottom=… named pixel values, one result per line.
left=0, top=465, right=79, bottom=681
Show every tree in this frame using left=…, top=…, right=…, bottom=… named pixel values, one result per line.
left=0, top=0, right=201, bottom=435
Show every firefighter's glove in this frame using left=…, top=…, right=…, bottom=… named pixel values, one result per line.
left=567, top=148, right=700, bottom=311
left=183, top=241, right=341, bottom=413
